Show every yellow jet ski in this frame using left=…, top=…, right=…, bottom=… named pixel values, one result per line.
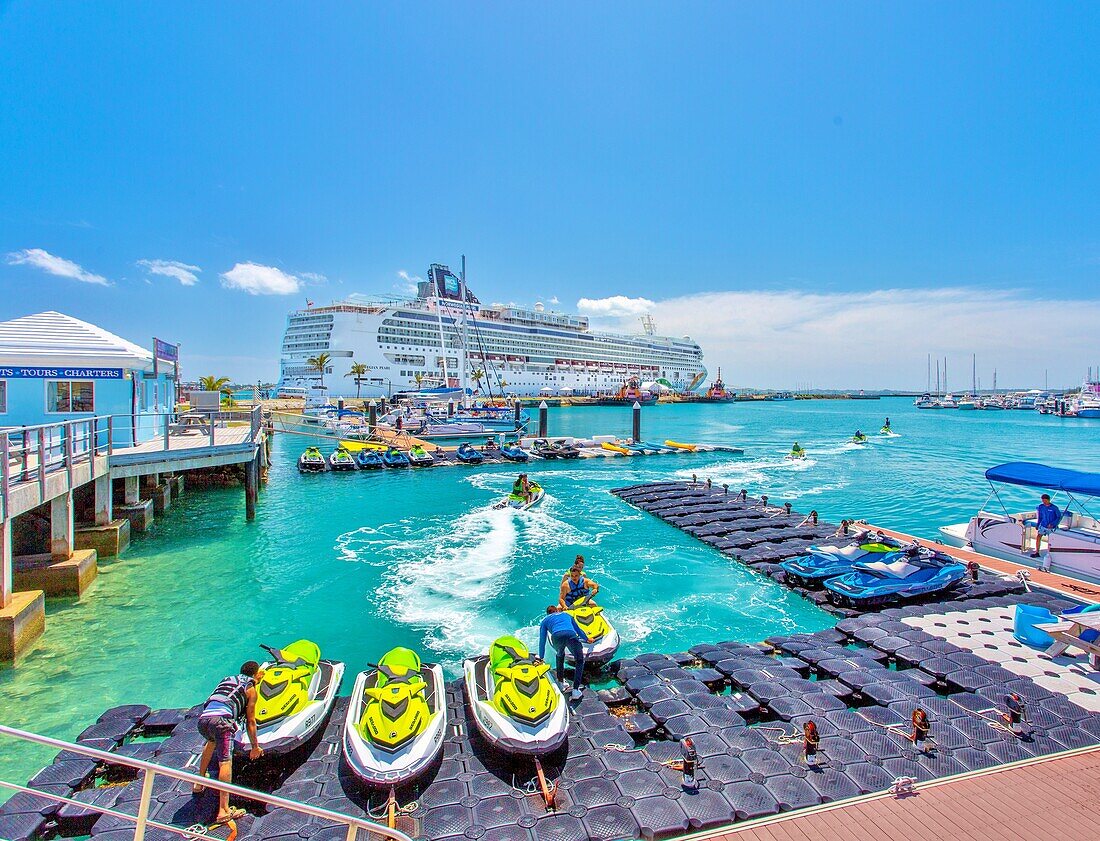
left=463, top=635, right=568, bottom=755
left=564, top=598, right=621, bottom=667
left=342, top=647, right=447, bottom=786
left=235, top=640, right=345, bottom=756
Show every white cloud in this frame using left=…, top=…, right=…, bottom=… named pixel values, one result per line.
left=300, top=272, right=327, bottom=283
left=577, top=294, right=656, bottom=317
left=395, top=270, right=421, bottom=295
left=548, top=296, right=560, bottom=305
left=5, top=248, right=109, bottom=286
left=220, top=262, right=302, bottom=295
left=638, top=287, right=1100, bottom=390
left=137, top=259, right=201, bottom=286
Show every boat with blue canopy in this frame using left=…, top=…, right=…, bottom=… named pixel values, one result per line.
left=940, top=462, right=1100, bottom=583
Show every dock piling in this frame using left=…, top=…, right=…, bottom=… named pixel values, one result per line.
left=514, top=401, right=521, bottom=430
left=368, top=400, right=377, bottom=432
left=244, top=452, right=259, bottom=521
left=538, top=402, right=548, bottom=437
left=632, top=401, right=641, bottom=442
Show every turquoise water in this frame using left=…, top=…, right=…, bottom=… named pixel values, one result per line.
left=1, top=397, right=1097, bottom=784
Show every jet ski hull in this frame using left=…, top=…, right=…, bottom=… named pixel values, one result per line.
left=462, top=656, right=568, bottom=756
left=494, top=488, right=545, bottom=511
left=565, top=623, right=620, bottom=667
left=235, top=660, right=345, bottom=756
left=342, top=664, right=447, bottom=786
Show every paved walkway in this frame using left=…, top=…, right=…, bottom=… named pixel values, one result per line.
left=698, top=746, right=1100, bottom=840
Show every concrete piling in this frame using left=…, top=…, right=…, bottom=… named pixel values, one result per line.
left=538, top=401, right=548, bottom=437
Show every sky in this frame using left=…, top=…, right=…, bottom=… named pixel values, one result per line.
left=1, top=2, right=1098, bottom=389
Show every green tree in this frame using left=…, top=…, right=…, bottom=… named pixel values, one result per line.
left=413, top=372, right=424, bottom=389
left=307, top=353, right=332, bottom=390
left=346, top=362, right=370, bottom=398
left=471, top=368, right=485, bottom=393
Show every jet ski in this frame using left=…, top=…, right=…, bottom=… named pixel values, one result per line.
left=236, top=640, right=345, bottom=756
left=786, top=443, right=806, bottom=460
left=534, top=439, right=580, bottom=459
left=342, top=647, right=446, bottom=786
left=463, top=635, right=569, bottom=756
left=850, top=431, right=868, bottom=444
left=381, top=447, right=411, bottom=468
left=455, top=442, right=484, bottom=464
left=298, top=447, right=327, bottom=473
left=329, top=446, right=357, bottom=471
left=500, top=441, right=528, bottom=462
left=824, top=555, right=968, bottom=607
left=780, top=539, right=906, bottom=587
left=879, top=425, right=893, bottom=435
left=564, top=598, right=620, bottom=667
left=355, top=449, right=385, bottom=469
left=407, top=444, right=434, bottom=466
left=494, top=481, right=544, bottom=510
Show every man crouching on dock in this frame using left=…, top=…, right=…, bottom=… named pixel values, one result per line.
left=194, top=661, right=264, bottom=824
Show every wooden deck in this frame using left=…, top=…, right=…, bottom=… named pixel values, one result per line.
left=693, top=746, right=1100, bottom=840
left=868, top=524, right=1100, bottom=601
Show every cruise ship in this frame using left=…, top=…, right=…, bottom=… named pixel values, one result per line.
left=277, top=263, right=706, bottom=398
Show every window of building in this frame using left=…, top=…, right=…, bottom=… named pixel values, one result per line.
left=0, top=380, right=6, bottom=413
left=47, top=380, right=95, bottom=413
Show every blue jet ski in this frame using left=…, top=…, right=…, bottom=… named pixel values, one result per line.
left=500, top=441, right=528, bottom=462
left=456, top=443, right=484, bottom=464
left=355, top=449, right=385, bottom=469
left=824, top=555, right=968, bottom=607
left=382, top=447, right=411, bottom=468
left=781, top=539, right=902, bottom=586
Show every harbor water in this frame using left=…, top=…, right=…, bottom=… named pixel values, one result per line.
left=1, top=397, right=1097, bottom=784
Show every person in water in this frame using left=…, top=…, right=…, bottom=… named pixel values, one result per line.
left=195, top=661, right=263, bottom=824
left=537, top=605, right=586, bottom=700
left=1032, top=493, right=1062, bottom=565
left=560, top=563, right=599, bottom=608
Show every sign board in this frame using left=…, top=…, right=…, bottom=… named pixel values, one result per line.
left=152, top=337, right=180, bottom=379
left=0, top=366, right=123, bottom=379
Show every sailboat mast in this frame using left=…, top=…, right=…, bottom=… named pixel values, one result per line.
left=944, top=357, right=948, bottom=394
left=936, top=359, right=941, bottom=395
left=972, top=353, right=976, bottom=394
left=459, top=255, right=469, bottom=401
left=927, top=354, right=931, bottom=392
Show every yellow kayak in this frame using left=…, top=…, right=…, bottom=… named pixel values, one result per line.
left=339, top=439, right=388, bottom=452
left=664, top=440, right=697, bottom=452
left=601, top=442, right=632, bottom=454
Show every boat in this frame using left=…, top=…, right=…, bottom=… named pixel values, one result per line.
left=455, top=442, right=484, bottom=464
left=780, top=539, right=910, bottom=587
left=850, top=431, right=868, bottom=444
left=664, top=440, right=696, bottom=452
left=329, top=446, right=357, bottom=471
left=381, top=447, right=411, bottom=468
left=355, top=449, right=385, bottom=469
left=500, top=441, right=529, bottom=462
left=592, top=376, right=659, bottom=406
left=703, top=367, right=735, bottom=401
left=823, top=555, right=968, bottom=607
left=298, top=447, right=327, bottom=473
left=342, top=647, right=446, bottom=787
left=276, top=263, right=706, bottom=399
left=493, top=481, right=544, bottom=510
left=235, top=641, right=345, bottom=756
left=786, top=443, right=806, bottom=460
left=407, top=444, right=434, bottom=466
left=533, top=439, right=580, bottom=459
left=1069, top=380, right=1100, bottom=418
left=563, top=599, right=620, bottom=666
left=939, top=463, right=1100, bottom=583
left=462, top=635, right=569, bottom=756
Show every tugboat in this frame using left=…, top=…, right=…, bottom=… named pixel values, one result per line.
left=703, top=368, right=735, bottom=402
left=593, top=376, right=657, bottom=406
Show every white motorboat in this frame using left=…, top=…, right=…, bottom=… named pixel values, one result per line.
left=939, top=462, right=1100, bottom=584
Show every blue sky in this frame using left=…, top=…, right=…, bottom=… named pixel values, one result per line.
left=2, top=3, right=1098, bottom=387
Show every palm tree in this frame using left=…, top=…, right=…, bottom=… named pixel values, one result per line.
left=346, top=362, right=370, bottom=398
left=471, top=368, right=485, bottom=394
left=199, top=375, right=231, bottom=394
left=413, top=372, right=424, bottom=390
left=307, top=353, right=332, bottom=390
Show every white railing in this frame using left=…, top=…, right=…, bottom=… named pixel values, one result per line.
left=0, top=724, right=412, bottom=841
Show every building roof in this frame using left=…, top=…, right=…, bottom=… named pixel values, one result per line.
left=0, top=311, right=155, bottom=371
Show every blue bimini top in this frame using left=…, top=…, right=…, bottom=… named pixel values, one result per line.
left=985, top=462, right=1100, bottom=497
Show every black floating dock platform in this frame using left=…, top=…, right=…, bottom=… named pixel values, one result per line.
left=610, top=481, right=1028, bottom=617
left=6, top=582, right=1099, bottom=841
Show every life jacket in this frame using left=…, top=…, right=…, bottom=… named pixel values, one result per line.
left=566, top=575, right=590, bottom=602
left=512, top=479, right=525, bottom=495
left=204, top=674, right=254, bottom=721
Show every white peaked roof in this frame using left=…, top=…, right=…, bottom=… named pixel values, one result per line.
left=0, top=311, right=155, bottom=371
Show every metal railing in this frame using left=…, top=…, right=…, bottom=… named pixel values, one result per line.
left=0, top=724, right=412, bottom=841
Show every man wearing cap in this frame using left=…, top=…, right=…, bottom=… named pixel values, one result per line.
left=1032, top=493, right=1061, bottom=569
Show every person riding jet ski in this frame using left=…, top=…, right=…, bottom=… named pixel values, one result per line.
left=787, top=442, right=806, bottom=460
left=342, top=647, right=446, bottom=786
left=559, top=563, right=599, bottom=609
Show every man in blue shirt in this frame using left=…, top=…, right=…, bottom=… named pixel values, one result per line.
left=1032, top=493, right=1062, bottom=565
left=538, top=605, right=586, bottom=700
